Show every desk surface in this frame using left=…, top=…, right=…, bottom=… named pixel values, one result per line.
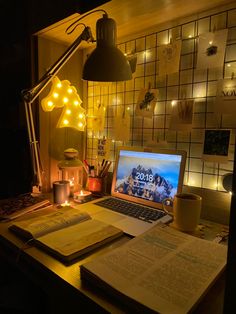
left=0, top=204, right=228, bottom=314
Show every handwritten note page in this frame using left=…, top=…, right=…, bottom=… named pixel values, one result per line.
left=81, top=224, right=227, bottom=314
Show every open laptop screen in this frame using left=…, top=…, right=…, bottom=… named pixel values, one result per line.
left=111, top=147, right=186, bottom=210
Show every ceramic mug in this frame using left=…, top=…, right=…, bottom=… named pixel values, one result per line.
left=162, top=193, right=202, bottom=232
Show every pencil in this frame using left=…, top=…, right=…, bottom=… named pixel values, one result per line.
left=100, top=161, right=112, bottom=177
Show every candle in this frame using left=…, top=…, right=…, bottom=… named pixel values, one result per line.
left=69, top=177, right=75, bottom=196
left=73, top=190, right=92, bottom=203
left=61, top=200, right=70, bottom=207
left=53, top=180, right=70, bottom=204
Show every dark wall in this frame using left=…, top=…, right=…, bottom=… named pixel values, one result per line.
left=0, top=0, right=110, bottom=198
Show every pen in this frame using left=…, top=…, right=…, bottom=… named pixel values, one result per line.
left=100, top=161, right=112, bottom=177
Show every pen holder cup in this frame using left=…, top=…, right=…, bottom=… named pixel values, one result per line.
left=87, top=177, right=106, bottom=194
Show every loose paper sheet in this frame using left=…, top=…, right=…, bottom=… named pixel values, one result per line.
left=169, top=99, right=194, bottom=131
left=87, top=104, right=106, bottom=132
left=202, top=129, right=231, bottom=163
left=215, top=78, right=236, bottom=114
left=114, top=108, right=130, bottom=141
left=197, top=29, right=228, bottom=69
left=97, top=138, right=111, bottom=160
left=159, top=40, right=182, bottom=76
left=135, top=88, right=158, bottom=118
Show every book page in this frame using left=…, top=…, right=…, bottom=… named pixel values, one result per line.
left=81, top=224, right=227, bottom=314
left=36, top=219, right=123, bottom=260
left=10, top=207, right=91, bottom=239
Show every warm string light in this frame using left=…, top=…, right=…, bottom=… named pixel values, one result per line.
left=41, top=76, right=86, bottom=131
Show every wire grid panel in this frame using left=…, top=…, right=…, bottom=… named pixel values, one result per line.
left=86, top=7, right=236, bottom=192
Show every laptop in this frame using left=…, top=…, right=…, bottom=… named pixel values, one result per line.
left=80, top=146, right=187, bottom=236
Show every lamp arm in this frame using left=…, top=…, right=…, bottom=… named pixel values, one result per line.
left=22, top=26, right=94, bottom=191
left=22, top=26, right=93, bottom=103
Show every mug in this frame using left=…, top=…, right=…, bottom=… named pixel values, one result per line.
left=162, top=193, right=202, bottom=233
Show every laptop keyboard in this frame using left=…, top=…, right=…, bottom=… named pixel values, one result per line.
left=94, top=198, right=166, bottom=223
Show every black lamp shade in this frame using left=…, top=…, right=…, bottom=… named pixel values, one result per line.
left=82, top=14, right=132, bottom=82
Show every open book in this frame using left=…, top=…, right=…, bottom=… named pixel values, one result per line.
left=9, top=206, right=123, bottom=264
left=0, top=193, right=51, bottom=221
left=80, top=223, right=227, bottom=314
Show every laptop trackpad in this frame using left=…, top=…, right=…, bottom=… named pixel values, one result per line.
left=93, top=209, right=155, bottom=237
left=113, top=217, right=156, bottom=237
left=92, top=209, right=126, bottom=224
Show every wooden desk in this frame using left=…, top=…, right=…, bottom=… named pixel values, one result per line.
left=0, top=206, right=228, bottom=314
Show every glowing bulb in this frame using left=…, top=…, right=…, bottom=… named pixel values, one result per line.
left=47, top=101, right=53, bottom=107
left=187, top=179, right=195, bottom=186
left=57, top=82, right=62, bottom=88
left=63, top=97, right=69, bottom=103
left=78, top=113, right=84, bottom=119
left=63, top=119, right=69, bottom=125
left=66, top=109, right=71, bottom=115
left=127, top=106, right=130, bottom=111
left=209, top=41, right=213, bottom=45
left=188, top=35, right=192, bottom=38
left=171, top=100, right=177, bottom=106
left=227, top=63, right=231, bottom=67
left=74, top=100, right=79, bottom=106
left=143, top=50, right=151, bottom=60
left=53, top=92, right=59, bottom=98
left=78, top=122, right=83, bottom=128
left=67, top=88, right=73, bottom=94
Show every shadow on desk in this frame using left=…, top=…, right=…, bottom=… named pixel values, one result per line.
left=0, top=260, right=49, bottom=314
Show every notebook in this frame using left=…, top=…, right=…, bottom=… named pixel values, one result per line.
left=80, top=146, right=187, bottom=236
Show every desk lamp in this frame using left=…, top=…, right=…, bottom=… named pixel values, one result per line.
left=21, top=9, right=132, bottom=192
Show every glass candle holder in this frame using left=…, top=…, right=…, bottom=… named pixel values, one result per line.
left=58, top=148, right=85, bottom=196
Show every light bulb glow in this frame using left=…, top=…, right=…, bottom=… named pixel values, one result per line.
left=63, top=119, right=69, bottom=125
left=67, top=88, right=73, bottom=94
left=53, top=92, right=59, bottom=98
left=47, top=101, right=53, bottom=107
left=187, top=179, right=195, bottom=186
left=66, top=109, right=71, bottom=115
